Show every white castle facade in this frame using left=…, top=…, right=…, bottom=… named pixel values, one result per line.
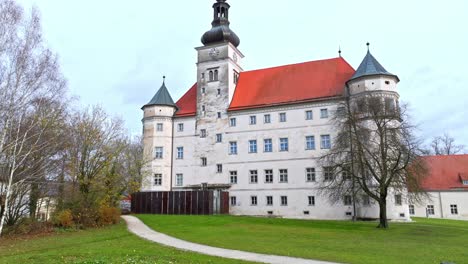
left=141, top=0, right=410, bottom=220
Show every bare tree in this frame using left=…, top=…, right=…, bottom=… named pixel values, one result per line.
left=430, top=133, right=465, bottom=155
left=319, top=95, right=427, bottom=228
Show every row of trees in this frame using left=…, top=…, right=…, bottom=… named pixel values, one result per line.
left=0, top=0, right=144, bottom=236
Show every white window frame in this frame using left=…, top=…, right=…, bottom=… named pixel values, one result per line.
left=266, top=196, right=273, bottom=206
left=249, top=115, right=257, bottom=125
left=250, top=170, right=258, bottom=184
left=249, top=140, right=257, bottom=153
left=230, top=196, right=237, bottom=206
left=176, top=147, right=184, bottom=159
left=306, top=167, right=316, bottom=182
left=305, top=110, right=313, bottom=120
left=229, top=141, right=238, bottom=155
left=201, top=157, right=207, bottom=167
left=308, top=196, right=315, bottom=206
left=427, top=205, right=435, bottom=215
left=264, top=138, right=273, bottom=152
left=154, top=174, right=162, bottom=186
left=217, top=164, right=223, bottom=173
left=409, top=204, right=415, bottom=215
left=320, top=108, right=328, bottom=119
left=176, top=174, right=183, bottom=186
left=264, top=114, right=271, bottom=124
left=265, top=169, right=273, bottom=183
left=306, top=136, right=315, bottom=150
left=251, top=196, right=258, bottom=206
left=177, top=123, right=184, bottom=132
left=281, top=196, right=288, bottom=206
left=155, top=147, right=163, bottom=159
left=216, top=133, right=222, bottom=143
left=279, top=169, right=288, bottom=183
left=230, top=171, right=238, bottom=184
left=279, top=112, right=287, bottom=122
left=279, top=138, right=289, bottom=152
left=450, top=204, right=458, bottom=215
left=230, top=118, right=236, bottom=127
left=320, top=134, right=331, bottom=149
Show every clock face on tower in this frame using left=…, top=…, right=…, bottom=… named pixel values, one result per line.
left=209, top=48, right=220, bottom=57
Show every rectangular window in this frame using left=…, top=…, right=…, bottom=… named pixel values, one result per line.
left=229, top=141, right=238, bottom=155
left=217, top=112, right=221, bottom=118
left=320, top=135, right=331, bottom=149
left=249, top=115, right=257, bottom=125
left=155, top=147, right=163, bottom=159
left=233, top=70, right=239, bottom=84
left=362, top=195, right=370, bottom=206
left=230, top=196, right=237, bottom=206
left=249, top=140, right=257, bottom=153
left=281, top=196, right=288, bottom=206
left=265, top=169, right=273, bottom=183
left=337, top=106, right=346, bottom=117
left=177, top=123, right=184, bottom=132
left=344, top=195, right=352, bottom=206
left=306, top=136, right=315, bottom=150
left=202, top=87, right=206, bottom=94
left=279, top=112, right=287, bottom=122
left=306, top=168, right=316, bottom=182
left=463, top=180, right=468, bottom=185
left=250, top=170, right=258, bottom=183
left=216, top=133, right=222, bottom=143
left=323, top=167, right=334, bottom=181
left=230, top=118, right=236, bottom=127
left=217, top=164, right=223, bottom=173
left=320, top=108, right=328, bottom=119
left=450, top=204, right=458, bottom=215
left=176, top=147, right=184, bottom=159
left=176, top=174, right=183, bottom=186
left=200, top=129, right=207, bottom=138
left=342, top=166, right=352, bottom=180
left=427, top=205, right=435, bottom=215
left=409, top=205, right=415, bottom=215
left=279, top=169, right=288, bottom=183
left=395, top=194, right=402, bottom=206
left=266, top=196, right=273, bottom=206
left=264, top=138, right=273, bottom=152
left=279, top=138, right=289, bottom=151
left=201, top=157, right=207, bottom=166
left=217, top=88, right=221, bottom=95
left=308, top=196, right=315, bottom=206
left=264, top=114, right=271, bottom=123
left=305, top=110, right=313, bottom=120
left=230, top=171, right=238, bottom=184
left=251, top=196, right=257, bottom=206
left=154, top=174, right=162, bottom=186
left=156, top=123, right=163, bottom=131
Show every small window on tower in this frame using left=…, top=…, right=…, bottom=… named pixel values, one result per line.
left=217, top=89, right=221, bottom=95
left=209, top=71, right=214, bottom=81
left=214, top=70, right=219, bottom=81
left=201, top=87, right=206, bottom=94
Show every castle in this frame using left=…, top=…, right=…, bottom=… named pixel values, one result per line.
left=141, top=0, right=409, bottom=220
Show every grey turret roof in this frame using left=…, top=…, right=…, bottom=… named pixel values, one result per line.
left=142, top=80, right=177, bottom=109
left=349, top=50, right=399, bottom=82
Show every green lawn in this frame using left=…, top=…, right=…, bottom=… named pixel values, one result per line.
left=137, top=215, right=468, bottom=264
left=0, top=221, right=253, bottom=264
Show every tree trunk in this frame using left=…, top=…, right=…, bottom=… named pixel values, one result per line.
left=378, top=200, right=388, bottom=228
left=29, top=182, right=39, bottom=219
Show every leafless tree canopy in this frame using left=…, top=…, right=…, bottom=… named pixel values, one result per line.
left=430, top=133, right=465, bottom=155
left=319, top=93, right=427, bottom=228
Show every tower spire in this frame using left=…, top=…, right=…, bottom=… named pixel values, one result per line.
left=201, top=0, right=240, bottom=47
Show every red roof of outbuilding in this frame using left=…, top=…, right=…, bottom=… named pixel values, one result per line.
left=175, top=83, right=197, bottom=117
left=228, top=57, right=355, bottom=111
left=420, top=155, right=468, bottom=191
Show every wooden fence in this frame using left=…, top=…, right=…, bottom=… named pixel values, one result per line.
left=131, top=191, right=229, bottom=215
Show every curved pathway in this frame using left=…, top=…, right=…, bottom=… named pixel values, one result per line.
left=122, top=215, right=340, bottom=264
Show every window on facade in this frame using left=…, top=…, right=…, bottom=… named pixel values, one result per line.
left=320, top=135, right=331, bottom=149
left=265, top=169, right=273, bottom=183
left=249, top=115, right=256, bottom=125
left=323, top=166, right=334, bottom=181
left=344, top=195, right=352, bottom=206
left=308, top=196, right=315, bottom=206
left=342, top=166, right=352, bottom=180
left=154, top=174, right=162, bottom=186
left=281, top=196, right=288, bottom=206
left=427, top=205, right=435, bottom=215
left=157, top=123, right=163, bottom=131
left=201, top=157, right=207, bottom=166
left=306, top=136, right=315, bottom=150
left=462, top=180, right=468, bottom=185
left=279, top=169, right=288, bottom=183
left=279, top=112, right=287, bottom=122
left=216, top=133, right=222, bottom=143
left=177, top=123, right=184, bottom=132
left=362, top=195, right=370, bottom=206
left=176, top=147, right=183, bottom=159
left=337, top=106, right=346, bottom=117
left=230, top=196, right=237, bottom=206
left=202, top=87, right=206, bottom=94
left=306, top=168, right=316, bottom=182
left=249, top=140, right=257, bottom=153
left=385, top=98, right=396, bottom=113
left=209, top=70, right=214, bottom=81
left=280, top=138, right=289, bottom=151
left=251, top=196, right=257, bottom=206
left=176, top=174, right=183, bottom=186
left=320, top=108, right=328, bottom=119
left=217, top=112, right=221, bottom=118
left=229, top=141, right=237, bottom=155
left=395, top=194, right=402, bottom=206
left=230, top=118, right=236, bottom=127
left=201, top=73, right=205, bottom=80
left=305, top=110, right=313, bottom=120
left=217, top=164, right=223, bottom=173
left=264, top=114, right=271, bottom=123
left=233, top=70, right=239, bottom=84
left=201, top=105, right=206, bottom=112
left=264, top=138, right=273, bottom=152
left=214, top=69, right=218, bottom=81
left=250, top=170, right=258, bottom=183
left=409, top=204, right=415, bottom=215
left=450, top=204, right=458, bottom=215
left=230, top=171, right=238, bottom=184
left=155, top=147, right=163, bottom=159
left=200, top=129, right=207, bottom=138
left=266, top=196, right=273, bottom=206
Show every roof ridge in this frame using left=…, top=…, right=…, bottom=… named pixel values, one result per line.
left=242, top=57, right=348, bottom=74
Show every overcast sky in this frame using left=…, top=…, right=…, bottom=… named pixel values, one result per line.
left=18, top=0, right=468, bottom=148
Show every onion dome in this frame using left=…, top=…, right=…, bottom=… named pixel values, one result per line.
left=201, top=0, right=240, bottom=47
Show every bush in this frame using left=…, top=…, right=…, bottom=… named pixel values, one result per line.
left=98, top=206, right=120, bottom=226
left=54, top=209, right=74, bottom=228
left=6, top=218, right=54, bottom=236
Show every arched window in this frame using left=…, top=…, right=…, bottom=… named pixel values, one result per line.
left=214, top=70, right=218, bottom=81
left=221, top=7, right=225, bottom=17
left=209, top=70, right=214, bottom=81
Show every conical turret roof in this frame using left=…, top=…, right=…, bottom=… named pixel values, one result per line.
left=349, top=50, right=399, bottom=82
left=142, top=78, right=177, bottom=109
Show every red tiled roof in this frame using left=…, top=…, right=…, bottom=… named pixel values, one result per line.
left=228, top=57, right=355, bottom=111
left=420, top=155, right=468, bottom=191
left=175, top=83, right=197, bottom=117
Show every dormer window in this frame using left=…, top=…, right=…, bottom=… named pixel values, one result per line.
left=463, top=180, right=468, bottom=186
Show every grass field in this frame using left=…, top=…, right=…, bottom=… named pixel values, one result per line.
left=0, top=221, right=253, bottom=264
left=137, top=215, right=468, bottom=264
